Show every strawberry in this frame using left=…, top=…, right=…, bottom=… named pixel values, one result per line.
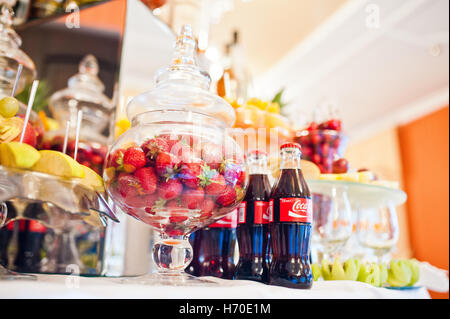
left=219, top=159, right=245, bottom=186
left=117, top=173, right=141, bottom=198
left=123, top=147, right=146, bottom=173
left=135, top=167, right=157, bottom=194
left=204, top=173, right=227, bottom=196
left=159, top=134, right=180, bottom=150
left=108, top=149, right=124, bottom=169
left=216, top=186, right=237, bottom=207
left=155, top=151, right=181, bottom=179
left=157, top=178, right=183, bottom=200
left=201, top=142, right=223, bottom=169
left=200, top=198, right=215, bottom=214
left=179, top=161, right=204, bottom=188
left=169, top=215, right=188, bottom=223
left=181, top=187, right=204, bottom=209
left=141, top=137, right=169, bottom=161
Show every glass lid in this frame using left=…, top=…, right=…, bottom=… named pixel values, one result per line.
left=48, top=54, right=113, bottom=137
left=127, top=24, right=236, bottom=127
left=0, top=4, right=36, bottom=98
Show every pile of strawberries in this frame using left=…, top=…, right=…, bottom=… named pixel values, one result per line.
left=105, top=133, right=246, bottom=235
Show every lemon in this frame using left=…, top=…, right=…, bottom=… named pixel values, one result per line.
left=300, top=160, right=321, bottom=180
left=0, top=142, right=41, bottom=169
left=79, top=165, right=104, bottom=191
left=32, top=150, right=85, bottom=178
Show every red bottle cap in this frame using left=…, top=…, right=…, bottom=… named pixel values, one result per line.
left=280, top=142, right=302, bottom=150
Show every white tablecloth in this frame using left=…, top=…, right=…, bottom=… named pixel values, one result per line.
left=0, top=274, right=430, bottom=299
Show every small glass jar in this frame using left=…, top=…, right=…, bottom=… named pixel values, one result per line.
left=44, top=54, right=113, bottom=173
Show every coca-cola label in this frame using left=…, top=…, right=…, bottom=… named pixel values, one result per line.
left=238, top=202, right=246, bottom=224
left=254, top=201, right=270, bottom=224
left=209, top=209, right=238, bottom=228
left=29, top=220, right=47, bottom=233
left=271, top=198, right=312, bottom=223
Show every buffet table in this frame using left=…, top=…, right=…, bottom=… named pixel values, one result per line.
left=0, top=274, right=430, bottom=299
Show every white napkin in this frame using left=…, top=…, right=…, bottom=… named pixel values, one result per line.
left=417, top=261, right=449, bottom=292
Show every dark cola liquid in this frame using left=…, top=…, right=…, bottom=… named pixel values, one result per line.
left=186, top=214, right=238, bottom=279
left=269, top=168, right=313, bottom=289
left=235, top=174, right=271, bottom=283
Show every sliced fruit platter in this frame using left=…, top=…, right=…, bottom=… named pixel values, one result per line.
left=0, top=142, right=118, bottom=228
left=0, top=96, right=117, bottom=228
left=312, top=258, right=421, bottom=289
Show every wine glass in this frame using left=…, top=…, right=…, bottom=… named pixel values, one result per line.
left=356, top=203, right=399, bottom=263
left=313, top=186, right=352, bottom=262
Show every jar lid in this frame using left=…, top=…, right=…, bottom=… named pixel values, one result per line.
left=0, top=4, right=36, bottom=97
left=48, top=54, right=113, bottom=136
left=127, top=25, right=236, bottom=127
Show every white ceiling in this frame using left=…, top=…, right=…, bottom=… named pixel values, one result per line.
left=121, top=0, right=449, bottom=143
left=254, top=0, right=449, bottom=141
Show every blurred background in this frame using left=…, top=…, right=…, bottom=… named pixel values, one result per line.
left=1, top=0, right=448, bottom=297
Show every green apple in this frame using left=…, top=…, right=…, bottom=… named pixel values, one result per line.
left=343, top=258, right=361, bottom=281
left=321, top=259, right=333, bottom=280
left=406, top=259, right=420, bottom=286
left=379, top=263, right=388, bottom=286
left=331, top=258, right=346, bottom=280
left=312, top=263, right=321, bottom=281
left=387, top=259, right=412, bottom=287
left=358, top=262, right=381, bottom=287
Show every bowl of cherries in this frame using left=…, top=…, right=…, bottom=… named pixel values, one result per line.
left=295, top=118, right=348, bottom=174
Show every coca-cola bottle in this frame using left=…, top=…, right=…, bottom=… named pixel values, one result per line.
left=269, top=142, right=313, bottom=289
left=14, top=218, right=46, bottom=273
left=186, top=210, right=238, bottom=279
left=235, top=150, right=271, bottom=283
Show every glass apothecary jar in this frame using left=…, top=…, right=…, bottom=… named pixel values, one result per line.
left=104, top=25, right=247, bottom=284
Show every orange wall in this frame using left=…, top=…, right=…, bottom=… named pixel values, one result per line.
left=398, top=106, right=449, bottom=299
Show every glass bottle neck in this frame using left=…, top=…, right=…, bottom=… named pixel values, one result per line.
left=247, top=155, right=268, bottom=175
left=279, top=148, right=302, bottom=170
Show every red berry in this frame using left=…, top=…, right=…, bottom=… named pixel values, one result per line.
left=91, top=155, right=104, bottom=165
left=155, top=151, right=181, bottom=179
left=181, top=187, right=205, bottom=209
left=109, top=149, right=124, bottom=169
left=158, top=179, right=183, bottom=200
left=135, top=167, right=157, bottom=194
left=117, top=173, right=140, bottom=198
left=200, top=199, right=215, bottom=214
left=123, top=147, right=146, bottom=173
left=216, top=186, right=237, bottom=207
left=201, top=142, right=223, bottom=169
left=169, top=215, right=188, bottom=223
left=205, top=174, right=227, bottom=196
left=159, top=134, right=180, bottom=150
left=142, top=137, right=169, bottom=160
left=312, top=154, right=322, bottom=165
left=179, top=161, right=204, bottom=188
left=332, top=158, right=349, bottom=174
